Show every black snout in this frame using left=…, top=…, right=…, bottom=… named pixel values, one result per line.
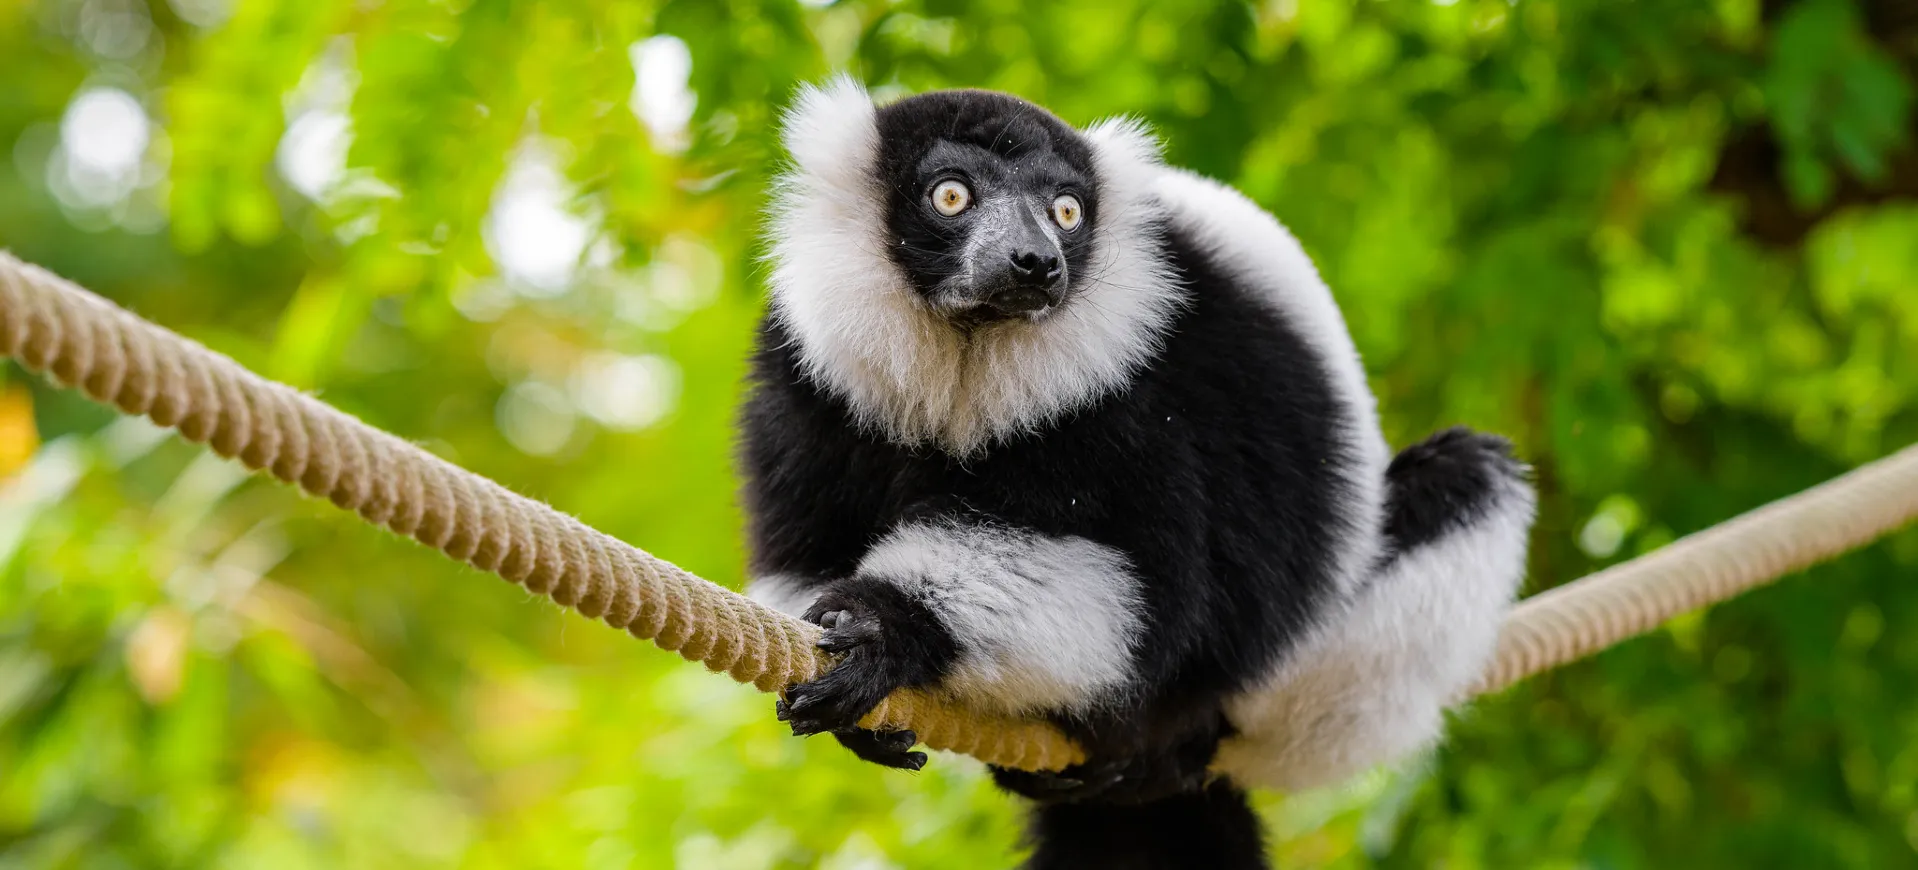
left=975, top=210, right=1063, bottom=316
left=1009, top=250, right=1062, bottom=288
left=984, top=249, right=1061, bottom=315
left=948, top=206, right=1066, bottom=322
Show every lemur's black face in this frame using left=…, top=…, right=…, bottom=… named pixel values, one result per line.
left=873, top=90, right=1100, bottom=328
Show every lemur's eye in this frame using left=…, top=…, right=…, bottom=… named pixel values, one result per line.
left=931, top=180, right=972, bottom=216
left=1051, top=194, right=1083, bottom=231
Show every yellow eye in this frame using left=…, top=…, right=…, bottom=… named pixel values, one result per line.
left=1051, top=194, right=1083, bottom=231
left=931, top=180, right=972, bottom=216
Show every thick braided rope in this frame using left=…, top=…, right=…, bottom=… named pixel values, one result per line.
left=5, top=254, right=1917, bottom=773
left=1473, top=441, right=1918, bottom=694
left=0, top=252, right=1083, bottom=772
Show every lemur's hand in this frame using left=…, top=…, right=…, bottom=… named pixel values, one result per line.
left=775, top=577, right=947, bottom=771
left=778, top=588, right=897, bottom=734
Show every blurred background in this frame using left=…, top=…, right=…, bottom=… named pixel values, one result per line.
left=1, top=0, right=1916, bottom=866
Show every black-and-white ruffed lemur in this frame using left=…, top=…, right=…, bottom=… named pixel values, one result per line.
left=738, top=78, right=1536, bottom=870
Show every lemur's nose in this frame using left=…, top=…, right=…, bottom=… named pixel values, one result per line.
left=1009, top=250, right=1062, bottom=288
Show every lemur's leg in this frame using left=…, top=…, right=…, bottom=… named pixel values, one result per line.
left=1214, top=427, right=1535, bottom=790
left=776, top=521, right=1145, bottom=748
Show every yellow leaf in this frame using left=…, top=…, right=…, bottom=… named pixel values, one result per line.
left=0, top=385, right=37, bottom=478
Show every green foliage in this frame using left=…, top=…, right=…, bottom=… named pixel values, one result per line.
left=3, top=0, right=1917, bottom=866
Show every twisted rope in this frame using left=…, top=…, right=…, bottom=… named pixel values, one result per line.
left=0, top=253, right=1080, bottom=772
left=1474, top=440, right=1918, bottom=694
left=4, top=252, right=1916, bottom=773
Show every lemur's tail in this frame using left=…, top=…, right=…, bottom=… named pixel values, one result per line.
left=1022, top=781, right=1269, bottom=870
left=1213, top=426, right=1537, bottom=791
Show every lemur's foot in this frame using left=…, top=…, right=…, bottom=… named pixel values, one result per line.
left=992, top=751, right=1212, bottom=805
left=775, top=579, right=953, bottom=744
left=992, top=761, right=1127, bottom=803
left=993, top=712, right=1227, bottom=805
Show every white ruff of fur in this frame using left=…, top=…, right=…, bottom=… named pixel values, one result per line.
left=1214, top=476, right=1536, bottom=792
left=766, top=77, right=1181, bottom=456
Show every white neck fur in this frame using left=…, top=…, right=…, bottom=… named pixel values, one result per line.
left=765, top=78, right=1183, bottom=457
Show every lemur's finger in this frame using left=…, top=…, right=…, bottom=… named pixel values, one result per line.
left=816, top=630, right=867, bottom=653
left=831, top=728, right=927, bottom=770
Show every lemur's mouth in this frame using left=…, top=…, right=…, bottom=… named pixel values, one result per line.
left=983, top=285, right=1054, bottom=317
left=933, top=269, right=1067, bottom=330
left=937, top=288, right=1063, bottom=332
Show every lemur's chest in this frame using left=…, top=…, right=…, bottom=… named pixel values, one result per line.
left=851, top=408, right=1198, bottom=540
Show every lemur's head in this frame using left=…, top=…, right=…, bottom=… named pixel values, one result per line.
left=868, top=90, right=1096, bottom=327
left=767, top=78, right=1180, bottom=455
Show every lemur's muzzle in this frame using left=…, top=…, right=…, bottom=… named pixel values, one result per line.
left=972, top=207, right=1064, bottom=316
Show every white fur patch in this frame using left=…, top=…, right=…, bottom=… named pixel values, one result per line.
left=744, top=573, right=819, bottom=619
left=1214, top=477, right=1536, bottom=791
left=766, top=78, right=1183, bottom=457
left=857, top=520, right=1143, bottom=714
left=1149, top=168, right=1392, bottom=598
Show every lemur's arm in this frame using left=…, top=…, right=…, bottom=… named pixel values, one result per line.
left=782, top=516, right=1148, bottom=723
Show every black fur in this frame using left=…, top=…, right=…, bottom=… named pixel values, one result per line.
left=1019, top=781, right=1268, bottom=870
left=744, top=89, right=1528, bottom=869
left=1382, top=427, right=1526, bottom=554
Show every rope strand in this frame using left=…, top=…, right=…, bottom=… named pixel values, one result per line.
left=4, top=252, right=1916, bottom=773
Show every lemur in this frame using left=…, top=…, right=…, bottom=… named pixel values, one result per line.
left=738, top=78, right=1535, bottom=869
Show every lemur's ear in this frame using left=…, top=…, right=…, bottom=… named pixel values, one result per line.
left=779, top=75, right=879, bottom=189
